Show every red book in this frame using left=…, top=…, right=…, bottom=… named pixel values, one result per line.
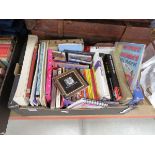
left=0, top=44, right=12, bottom=58
left=26, top=45, right=38, bottom=98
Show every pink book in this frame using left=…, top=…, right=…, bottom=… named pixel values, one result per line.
left=45, top=49, right=53, bottom=103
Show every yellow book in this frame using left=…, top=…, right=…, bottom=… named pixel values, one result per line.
left=86, top=69, right=94, bottom=99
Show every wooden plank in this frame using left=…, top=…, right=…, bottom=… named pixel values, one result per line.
left=63, top=20, right=126, bottom=42
left=27, top=20, right=126, bottom=43
left=121, top=26, right=151, bottom=44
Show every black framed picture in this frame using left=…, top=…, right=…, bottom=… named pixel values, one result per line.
left=53, top=69, right=88, bottom=98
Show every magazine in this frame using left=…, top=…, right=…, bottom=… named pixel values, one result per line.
left=115, top=42, right=145, bottom=91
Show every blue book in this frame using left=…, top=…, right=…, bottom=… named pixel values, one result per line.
left=58, top=43, right=84, bottom=52
left=35, top=42, right=45, bottom=96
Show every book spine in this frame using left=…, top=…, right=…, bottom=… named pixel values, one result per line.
left=26, top=45, right=38, bottom=98
left=90, top=68, right=99, bottom=100
left=30, top=44, right=40, bottom=106
left=87, top=69, right=94, bottom=99
left=83, top=69, right=89, bottom=98
left=45, top=49, right=53, bottom=103
left=35, top=42, right=45, bottom=96
left=103, top=54, right=122, bottom=101
left=50, top=69, right=57, bottom=109
left=39, top=41, right=49, bottom=106
left=56, top=68, right=62, bottom=108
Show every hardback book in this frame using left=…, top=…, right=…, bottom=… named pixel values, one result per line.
left=13, top=35, right=38, bottom=106
left=115, top=42, right=145, bottom=91
left=53, top=69, right=88, bottom=99
left=93, top=53, right=110, bottom=99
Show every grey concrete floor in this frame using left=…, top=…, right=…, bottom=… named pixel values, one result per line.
left=6, top=118, right=155, bottom=135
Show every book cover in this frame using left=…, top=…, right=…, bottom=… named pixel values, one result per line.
left=58, top=43, right=84, bottom=52
left=115, top=42, right=146, bottom=91
left=93, top=53, right=110, bottom=99
left=112, top=49, right=133, bottom=103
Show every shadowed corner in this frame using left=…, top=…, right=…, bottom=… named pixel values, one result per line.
left=0, top=103, right=11, bottom=135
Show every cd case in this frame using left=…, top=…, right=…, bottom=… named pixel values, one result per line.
left=53, top=69, right=88, bottom=98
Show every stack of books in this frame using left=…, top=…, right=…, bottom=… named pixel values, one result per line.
left=13, top=35, right=146, bottom=109
left=0, top=36, right=14, bottom=89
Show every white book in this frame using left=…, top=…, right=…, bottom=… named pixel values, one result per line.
left=40, top=41, right=48, bottom=106
left=56, top=68, right=62, bottom=108
left=13, top=35, right=38, bottom=106
left=90, top=46, right=115, bottom=54
left=93, top=53, right=110, bottom=99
